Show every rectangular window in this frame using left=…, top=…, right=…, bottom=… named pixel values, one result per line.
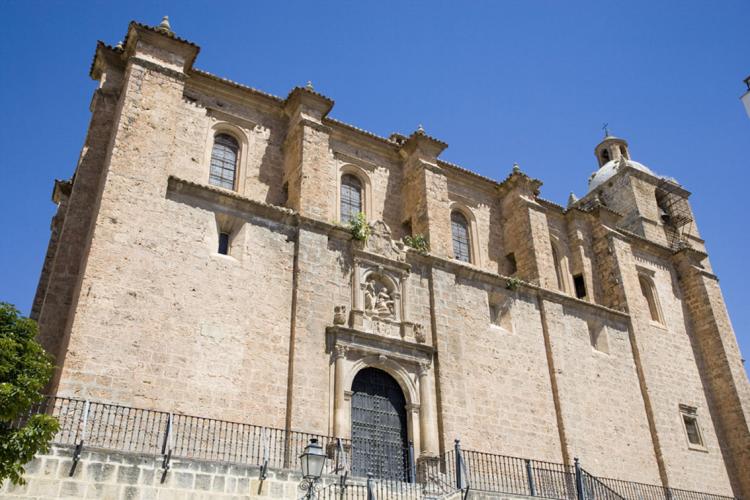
left=218, top=232, right=230, bottom=255
left=573, top=274, right=587, bottom=299
left=680, top=405, right=704, bottom=448
left=506, top=253, right=517, bottom=275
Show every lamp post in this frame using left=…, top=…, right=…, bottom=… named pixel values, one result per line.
left=299, top=438, right=327, bottom=499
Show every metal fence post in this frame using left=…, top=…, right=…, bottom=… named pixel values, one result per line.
left=525, top=459, right=536, bottom=496
left=407, top=440, right=416, bottom=484
left=574, top=457, right=585, bottom=500
left=69, top=400, right=90, bottom=476
left=366, top=472, right=375, bottom=500
left=454, top=439, right=465, bottom=490
left=160, top=413, right=173, bottom=483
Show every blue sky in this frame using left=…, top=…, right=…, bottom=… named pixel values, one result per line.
left=1, top=1, right=748, bottom=374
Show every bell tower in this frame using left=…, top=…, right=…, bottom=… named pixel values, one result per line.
left=594, top=128, right=630, bottom=167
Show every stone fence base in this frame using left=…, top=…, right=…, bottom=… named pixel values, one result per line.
left=0, top=444, right=540, bottom=499
left=0, top=444, right=318, bottom=499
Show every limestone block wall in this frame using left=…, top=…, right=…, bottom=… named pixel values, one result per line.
left=176, top=80, right=289, bottom=207
left=35, top=87, right=120, bottom=369
left=330, top=135, right=406, bottom=237
left=430, top=266, right=563, bottom=461
left=1, top=446, right=538, bottom=500
left=674, top=249, right=750, bottom=498
left=287, top=228, right=352, bottom=435
left=51, top=55, right=296, bottom=426
left=446, top=174, right=502, bottom=273
left=0, top=445, right=327, bottom=500
left=615, top=246, right=734, bottom=494
left=541, top=300, right=661, bottom=483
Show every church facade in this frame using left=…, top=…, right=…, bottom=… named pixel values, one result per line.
left=31, top=18, right=750, bottom=497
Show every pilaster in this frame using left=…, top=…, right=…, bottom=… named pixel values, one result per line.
left=35, top=42, right=127, bottom=378
left=399, top=130, right=450, bottom=258
left=48, top=22, right=199, bottom=396
left=282, top=87, right=335, bottom=219
left=497, top=169, right=554, bottom=287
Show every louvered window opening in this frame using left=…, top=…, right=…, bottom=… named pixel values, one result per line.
left=209, top=134, right=239, bottom=190
left=340, top=174, right=362, bottom=224
left=451, top=211, right=471, bottom=262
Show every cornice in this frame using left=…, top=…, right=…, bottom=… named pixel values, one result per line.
left=186, top=71, right=285, bottom=116
left=129, top=56, right=187, bottom=81
left=326, top=326, right=435, bottom=361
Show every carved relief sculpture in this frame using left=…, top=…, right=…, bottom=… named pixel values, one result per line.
left=364, top=275, right=396, bottom=319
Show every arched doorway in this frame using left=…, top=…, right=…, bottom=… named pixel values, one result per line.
left=351, top=367, right=409, bottom=480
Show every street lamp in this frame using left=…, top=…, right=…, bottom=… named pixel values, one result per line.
left=299, top=438, right=327, bottom=498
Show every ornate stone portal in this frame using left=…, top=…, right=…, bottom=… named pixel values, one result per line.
left=327, top=220, right=437, bottom=460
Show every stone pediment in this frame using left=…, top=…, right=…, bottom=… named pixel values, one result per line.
left=353, top=220, right=407, bottom=263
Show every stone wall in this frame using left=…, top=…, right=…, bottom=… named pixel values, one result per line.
left=1, top=446, right=543, bottom=500
left=1, top=445, right=328, bottom=499
left=430, top=266, right=563, bottom=461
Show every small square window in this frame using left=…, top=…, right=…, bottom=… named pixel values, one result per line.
left=506, top=253, right=517, bottom=275
left=218, top=232, right=230, bottom=255
left=680, top=405, right=705, bottom=449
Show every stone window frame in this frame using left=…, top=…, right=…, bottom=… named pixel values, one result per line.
left=679, top=404, right=707, bottom=452
left=449, top=202, right=480, bottom=266
left=636, top=268, right=665, bottom=327
left=487, top=291, right=513, bottom=333
left=203, top=121, right=249, bottom=194
left=550, top=236, right=572, bottom=295
left=336, top=164, right=372, bottom=224
left=587, top=319, right=610, bottom=354
left=212, top=211, right=245, bottom=262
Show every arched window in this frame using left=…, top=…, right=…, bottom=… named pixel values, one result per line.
left=209, top=134, right=239, bottom=189
left=601, top=149, right=610, bottom=164
left=551, top=242, right=567, bottom=293
left=340, top=174, right=362, bottom=224
left=451, top=211, right=471, bottom=262
left=639, top=275, right=664, bottom=324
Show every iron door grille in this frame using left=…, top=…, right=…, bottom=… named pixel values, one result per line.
left=351, top=368, right=409, bottom=480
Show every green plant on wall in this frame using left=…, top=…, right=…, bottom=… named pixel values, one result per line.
left=404, top=234, right=430, bottom=254
left=505, top=277, right=523, bottom=291
left=349, top=212, right=371, bottom=241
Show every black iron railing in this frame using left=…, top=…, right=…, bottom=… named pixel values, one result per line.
left=598, top=477, right=740, bottom=500
left=17, top=396, right=347, bottom=475
left=16, top=396, right=739, bottom=500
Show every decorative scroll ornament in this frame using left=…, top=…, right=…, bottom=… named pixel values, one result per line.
left=357, top=220, right=406, bottom=262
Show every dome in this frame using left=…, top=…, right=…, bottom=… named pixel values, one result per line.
left=588, top=158, right=655, bottom=191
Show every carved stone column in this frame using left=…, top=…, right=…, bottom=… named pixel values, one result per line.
left=333, top=345, right=349, bottom=438
left=352, top=259, right=362, bottom=311
left=417, top=362, right=438, bottom=457
left=399, top=273, right=409, bottom=323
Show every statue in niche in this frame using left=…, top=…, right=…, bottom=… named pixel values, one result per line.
left=364, top=275, right=395, bottom=319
